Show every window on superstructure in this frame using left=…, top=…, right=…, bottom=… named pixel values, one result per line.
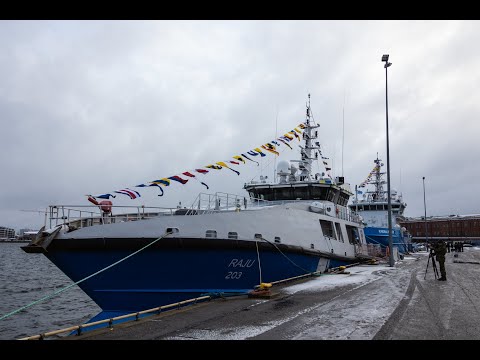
left=327, top=189, right=335, bottom=202
left=206, top=230, right=217, bottom=238
left=291, top=187, right=310, bottom=200
left=254, top=233, right=263, bottom=239
left=345, top=225, right=358, bottom=245
left=228, top=232, right=238, bottom=239
left=319, top=220, right=336, bottom=239
left=274, top=236, right=281, bottom=243
left=334, top=223, right=344, bottom=242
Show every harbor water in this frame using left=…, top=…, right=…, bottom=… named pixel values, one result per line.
left=0, top=242, right=100, bottom=340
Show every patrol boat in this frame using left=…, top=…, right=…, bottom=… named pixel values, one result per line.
left=22, top=96, right=371, bottom=323
left=349, top=155, right=410, bottom=254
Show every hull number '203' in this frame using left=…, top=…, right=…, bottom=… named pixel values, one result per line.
left=225, top=271, right=242, bottom=279
left=225, top=258, right=256, bottom=280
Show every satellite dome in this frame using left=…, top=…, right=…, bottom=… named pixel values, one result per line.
left=277, top=160, right=290, bottom=175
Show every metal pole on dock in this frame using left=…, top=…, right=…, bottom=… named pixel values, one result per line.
left=382, top=54, right=394, bottom=267
left=423, top=176, right=428, bottom=245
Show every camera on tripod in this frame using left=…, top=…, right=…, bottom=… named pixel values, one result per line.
left=425, top=246, right=439, bottom=279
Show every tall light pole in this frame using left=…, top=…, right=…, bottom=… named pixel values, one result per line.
left=382, top=54, right=394, bottom=267
left=422, top=176, right=428, bottom=245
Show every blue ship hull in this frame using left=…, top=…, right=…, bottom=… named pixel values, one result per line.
left=364, top=227, right=408, bottom=254
left=44, top=238, right=355, bottom=321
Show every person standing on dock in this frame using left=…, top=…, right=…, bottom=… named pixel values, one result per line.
left=432, top=240, right=447, bottom=281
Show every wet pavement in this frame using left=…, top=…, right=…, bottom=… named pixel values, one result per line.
left=68, top=247, right=480, bottom=340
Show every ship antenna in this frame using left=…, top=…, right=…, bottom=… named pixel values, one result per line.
left=274, top=105, right=279, bottom=183
left=342, top=91, right=345, bottom=177
left=306, top=93, right=311, bottom=123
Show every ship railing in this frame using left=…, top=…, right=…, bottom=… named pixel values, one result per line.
left=313, top=202, right=362, bottom=223
left=342, top=208, right=362, bottom=223
left=355, top=243, right=386, bottom=258
left=355, top=244, right=387, bottom=258
left=190, top=192, right=297, bottom=212
left=192, top=192, right=365, bottom=221
left=45, top=194, right=278, bottom=230
left=46, top=205, right=181, bottom=229
left=46, top=193, right=359, bottom=230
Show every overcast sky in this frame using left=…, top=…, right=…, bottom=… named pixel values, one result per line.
left=1, top=20, right=479, bottom=231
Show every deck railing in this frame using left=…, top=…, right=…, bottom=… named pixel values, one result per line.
left=46, top=192, right=362, bottom=231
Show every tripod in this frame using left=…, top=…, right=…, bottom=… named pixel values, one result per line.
left=424, top=250, right=439, bottom=280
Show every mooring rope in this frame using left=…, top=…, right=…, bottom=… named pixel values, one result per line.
left=255, top=240, right=263, bottom=284
left=260, top=237, right=314, bottom=275
left=364, top=234, right=408, bottom=253
left=364, top=234, right=388, bottom=248
left=0, top=231, right=172, bottom=322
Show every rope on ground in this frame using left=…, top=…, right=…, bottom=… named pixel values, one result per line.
left=453, top=260, right=480, bottom=265
left=0, top=231, right=172, bottom=322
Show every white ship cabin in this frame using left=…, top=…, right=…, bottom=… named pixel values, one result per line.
left=244, top=160, right=352, bottom=206
left=350, top=189, right=406, bottom=216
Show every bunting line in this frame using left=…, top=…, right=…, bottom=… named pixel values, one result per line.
left=87, top=121, right=307, bottom=202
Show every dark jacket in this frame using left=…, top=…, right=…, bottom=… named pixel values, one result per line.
left=433, top=241, right=447, bottom=261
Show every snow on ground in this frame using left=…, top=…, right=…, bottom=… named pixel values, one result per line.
left=282, top=264, right=396, bottom=295
left=166, top=256, right=421, bottom=340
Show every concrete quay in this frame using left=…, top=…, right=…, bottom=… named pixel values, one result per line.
left=68, top=247, right=480, bottom=340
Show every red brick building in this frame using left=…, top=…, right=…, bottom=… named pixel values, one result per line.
left=399, top=214, right=480, bottom=243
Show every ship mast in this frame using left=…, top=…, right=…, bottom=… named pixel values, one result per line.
left=365, top=154, right=387, bottom=202
left=296, top=94, right=320, bottom=181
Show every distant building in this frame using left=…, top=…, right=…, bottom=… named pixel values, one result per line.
left=18, top=228, right=37, bottom=241
left=0, top=226, right=16, bottom=240
left=399, top=214, right=480, bottom=244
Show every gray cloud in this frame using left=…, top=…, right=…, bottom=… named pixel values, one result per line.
left=1, top=20, right=479, bottom=230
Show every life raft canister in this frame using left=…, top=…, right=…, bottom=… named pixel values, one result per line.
left=87, top=196, right=99, bottom=206
left=99, top=200, right=112, bottom=213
